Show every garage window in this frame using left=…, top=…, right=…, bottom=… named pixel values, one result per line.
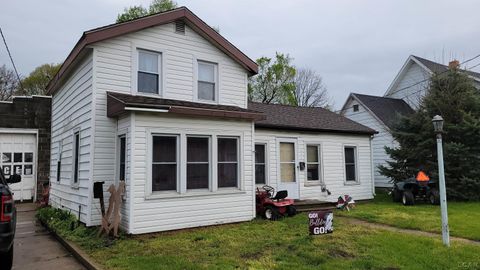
left=73, top=132, right=80, bottom=185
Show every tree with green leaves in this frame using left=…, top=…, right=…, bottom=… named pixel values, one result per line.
left=379, top=67, right=480, bottom=201
left=18, top=63, right=60, bottom=96
left=116, top=0, right=177, bottom=23
left=248, top=53, right=296, bottom=104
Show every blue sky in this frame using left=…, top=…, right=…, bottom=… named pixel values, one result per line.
left=1, top=0, right=479, bottom=108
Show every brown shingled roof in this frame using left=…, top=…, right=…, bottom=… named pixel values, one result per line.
left=107, top=92, right=264, bottom=121
left=248, top=102, right=376, bottom=135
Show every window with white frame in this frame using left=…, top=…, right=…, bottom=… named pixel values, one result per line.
left=217, top=138, right=238, bottom=188
left=72, top=131, right=80, bottom=185
left=138, top=50, right=161, bottom=94
left=306, top=145, right=321, bottom=182
left=152, top=135, right=178, bottom=191
left=118, top=136, right=126, bottom=182
left=344, top=146, right=357, bottom=182
left=187, top=137, right=210, bottom=189
left=197, top=61, right=217, bottom=101
left=255, top=144, right=266, bottom=184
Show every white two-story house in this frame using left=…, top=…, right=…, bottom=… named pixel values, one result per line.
left=47, top=7, right=376, bottom=234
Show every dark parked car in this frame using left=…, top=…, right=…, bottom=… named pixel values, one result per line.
left=0, top=170, right=20, bottom=270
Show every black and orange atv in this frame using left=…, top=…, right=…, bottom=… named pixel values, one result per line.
left=391, top=171, right=440, bottom=206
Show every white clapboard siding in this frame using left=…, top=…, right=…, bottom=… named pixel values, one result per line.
left=255, top=129, right=374, bottom=202
left=342, top=99, right=395, bottom=187
left=49, top=53, right=93, bottom=223
left=130, top=113, right=254, bottom=234
left=91, top=22, right=248, bottom=109
left=385, top=62, right=430, bottom=109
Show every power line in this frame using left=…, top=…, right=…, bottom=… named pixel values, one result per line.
left=337, top=56, right=480, bottom=114
left=0, top=26, right=24, bottom=92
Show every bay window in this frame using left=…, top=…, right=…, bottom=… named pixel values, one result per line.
left=187, top=137, right=210, bottom=189
left=218, top=138, right=238, bottom=188
left=138, top=50, right=161, bottom=94
left=152, top=135, right=178, bottom=191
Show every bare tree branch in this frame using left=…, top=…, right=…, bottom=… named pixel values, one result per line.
left=0, top=65, right=18, bottom=101
left=293, top=68, right=331, bottom=108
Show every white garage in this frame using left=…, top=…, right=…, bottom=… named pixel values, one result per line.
left=0, top=132, right=37, bottom=201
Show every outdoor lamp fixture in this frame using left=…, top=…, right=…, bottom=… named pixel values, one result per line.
left=432, top=115, right=450, bottom=247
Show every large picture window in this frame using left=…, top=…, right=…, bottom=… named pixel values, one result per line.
left=306, top=145, right=321, bottom=182
left=255, top=144, right=266, bottom=184
left=152, top=136, right=177, bottom=191
left=197, top=61, right=217, bottom=101
left=138, top=50, right=160, bottom=94
left=218, top=138, right=238, bottom=188
left=187, top=137, right=210, bottom=189
left=344, top=146, right=357, bottom=182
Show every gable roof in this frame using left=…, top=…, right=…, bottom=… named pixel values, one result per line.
left=248, top=102, right=376, bottom=135
left=348, top=93, right=414, bottom=129
left=46, top=6, right=258, bottom=95
left=385, top=55, right=480, bottom=96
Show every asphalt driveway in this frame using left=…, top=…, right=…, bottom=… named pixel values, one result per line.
left=12, top=203, right=84, bottom=270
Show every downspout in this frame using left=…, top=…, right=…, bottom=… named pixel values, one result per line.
left=369, top=135, right=376, bottom=196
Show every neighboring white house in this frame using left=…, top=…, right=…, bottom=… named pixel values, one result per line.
left=341, top=94, right=413, bottom=187
left=341, top=55, right=480, bottom=187
left=47, top=7, right=376, bottom=234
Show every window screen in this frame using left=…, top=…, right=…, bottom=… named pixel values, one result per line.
left=152, top=136, right=177, bottom=191
left=138, top=50, right=160, bottom=94
left=198, top=61, right=216, bottom=101
left=218, top=138, right=238, bottom=188
left=187, top=137, right=209, bottom=189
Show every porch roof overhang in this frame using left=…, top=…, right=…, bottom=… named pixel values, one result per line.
left=106, top=91, right=265, bottom=121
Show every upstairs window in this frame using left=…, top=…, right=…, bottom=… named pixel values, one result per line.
left=353, top=104, right=359, bottom=112
left=198, top=61, right=217, bottom=101
left=138, top=50, right=161, bottom=94
left=344, top=146, right=357, bottom=182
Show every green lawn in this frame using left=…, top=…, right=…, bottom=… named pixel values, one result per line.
left=337, top=191, right=480, bottom=241
left=38, top=207, right=480, bottom=270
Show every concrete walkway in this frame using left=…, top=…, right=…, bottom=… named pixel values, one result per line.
left=12, top=203, right=85, bottom=270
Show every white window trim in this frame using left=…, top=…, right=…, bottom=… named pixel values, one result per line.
left=343, top=144, right=360, bottom=185
left=217, top=136, right=240, bottom=189
left=254, top=142, right=268, bottom=186
left=147, top=133, right=181, bottom=196
left=305, top=143, right=324, bottom=186
left=71, top=128, right=81, bottom=189
left=115, top=133, right=127, bottom=185
left=194, top=58, right=220, bottom=104
left=132, top=43, right=166, bottom=97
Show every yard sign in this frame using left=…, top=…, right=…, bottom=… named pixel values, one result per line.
left=308, top=211, right=333, bottom=235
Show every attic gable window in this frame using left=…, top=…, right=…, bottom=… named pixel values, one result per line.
left=138, top=50, right=161, bottom=94
left=353, top=104, right=359, bottom=112
left=198, top=61, right=217, bottom=101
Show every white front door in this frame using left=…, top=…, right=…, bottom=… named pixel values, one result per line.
left=0, top=133, right=36, bottom=201
left=277, top=139, right=299, bottom=199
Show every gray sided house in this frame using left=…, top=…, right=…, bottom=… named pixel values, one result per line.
left=341, top=55, right=480, bottom=187
left=0, top=96, right=51, bottom=201
left=47, top=7, right=376, bottom=234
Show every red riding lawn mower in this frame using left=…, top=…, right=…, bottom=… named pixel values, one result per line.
left=256, top=185, right=297, bottom=220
